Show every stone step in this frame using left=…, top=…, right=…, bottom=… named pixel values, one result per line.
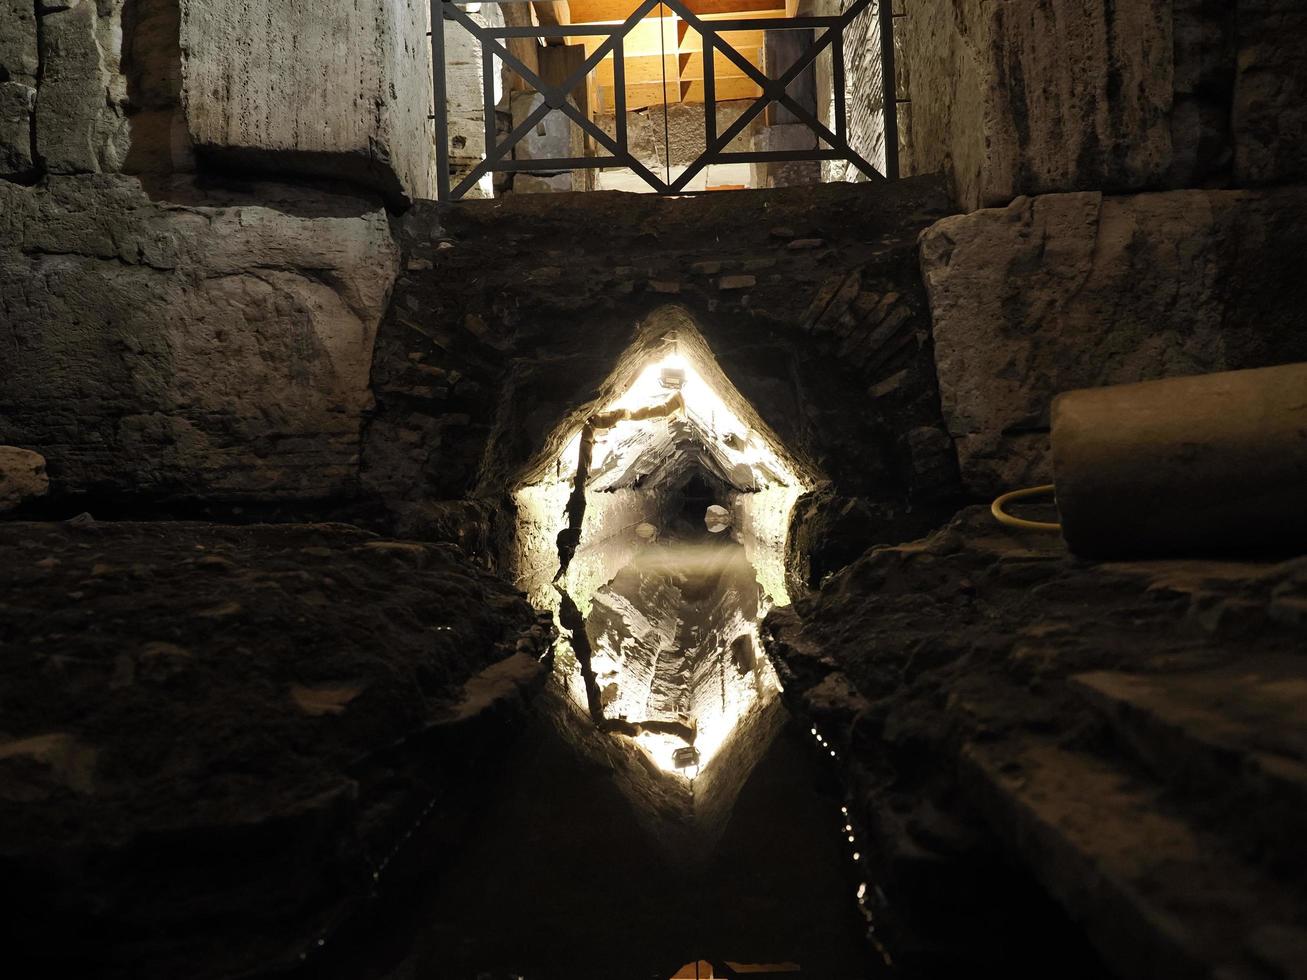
left=961, top=739, right=1307, bottom=980
left=1070, top=658, right=1307, bottom=869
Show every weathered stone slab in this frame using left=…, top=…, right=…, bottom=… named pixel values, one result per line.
left=0, top=175, right=399, bottom=500
left=0, top=446, right=48, bottom=511
left=35, top=0, right=131, bottom=174
left=920, top=188, right=1307, bottom=495
left=902, top=0, right=1174, bottom=211
left=179, top=0, right=437, bottom=203
left=0, top=0, right=38, bottom=176
left=0, top=0, right=39, bottom=86
left=0, top=520, right=544, bottom=977
left=766, top=504, right=1307, bottom=976
left=902, top=0, right=1307, bottom=209
left=1234, top=0, right=1307, bottom=185
left=0, top=80, right=35, bottom=177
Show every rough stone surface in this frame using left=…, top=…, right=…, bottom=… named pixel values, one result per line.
left=441, top=2, right=501, bottom=197
left=36, top=0, right=131, bottom=175
left=0, top=520, right=548, bottom=979
left=178, top=0, right=436, bottom=203
left=596, top=100, right=760, bottom=170
left=902, top=0, right=1173, bottom=210
left=921, top=188, right=1307, bottom=495
left=901, top=0, right=1306, bottom=210
left=1234, top=0, right=1307, bottom=185
left=365, top=178, right=964, bottom=571
left=0, top=0, right=39, bottom=84
left=0, top=0, right=38, bottom=177
left=0, top=80, right=35, bottom=176
left=766, top=506, right=1307, bottom=978
left=0, top=446, right=48, bottom=511
left=0, top=175, right=399, bottom=503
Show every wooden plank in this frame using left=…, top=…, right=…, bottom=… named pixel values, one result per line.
left=500, top=2, right=543, bottom=92
left=598, top=73, right=760, bottom=108
left=532, top=1, right=571, bottom=27
left=576, top=21, right=764, bottom=57
left=539, top=42, right=589, bottom=101
left=570, top=0, right=782, bottom=18
left=592, top=50, right=754, bottom=85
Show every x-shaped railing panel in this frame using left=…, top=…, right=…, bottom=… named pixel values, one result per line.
left=430, top=0, right=896, bottom=200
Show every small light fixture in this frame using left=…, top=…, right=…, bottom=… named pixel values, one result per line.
left=660, top=366, right=686, bottom=390
left=673, top=745, right=701, bottom=770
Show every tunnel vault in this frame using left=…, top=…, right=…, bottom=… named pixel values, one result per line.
left=514, top=307, right=817, bottom=780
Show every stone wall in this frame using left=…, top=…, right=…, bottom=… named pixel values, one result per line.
left=0, top=176, right=398, bottom=503
left=0, top=0, right=433, bottom=201
left=1, top=1, right=427, bottom=507
left=922, top=187, right=1307, bottom=495
left=0, top=0, right=39, bottom=178
left=364, top=177, right=963, bottom=565
left=813, top=0, right=891, bottom=183
left=900, top=0, right=1307, bottom=211
left=180, top=0, right=436, bottom=204
left=441, top=2, right=501, bottom=198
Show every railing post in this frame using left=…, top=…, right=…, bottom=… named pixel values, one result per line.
left=877, top=0, right=900, bottom=180
left=431, top=0, right=451, bottom=201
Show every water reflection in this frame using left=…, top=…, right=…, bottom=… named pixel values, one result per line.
left=582, top=532, right=780, bottom=773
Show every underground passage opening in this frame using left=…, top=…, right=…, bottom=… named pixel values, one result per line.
left=513, top=310, right=813, bottom=777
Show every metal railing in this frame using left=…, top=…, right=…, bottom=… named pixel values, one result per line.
left=430, top=0, right=898, bottom=200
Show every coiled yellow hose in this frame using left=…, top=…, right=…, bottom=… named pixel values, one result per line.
left=991, top=484, right=1062, bottom=532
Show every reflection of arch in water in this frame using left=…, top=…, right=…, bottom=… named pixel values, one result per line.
left=512, top=306, right=817, bottom=775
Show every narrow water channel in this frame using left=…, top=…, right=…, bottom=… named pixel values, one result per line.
left=319, top=331, right=885, bottom=977
left=321, top=678, right=876, bottom=980
left=321, top=527, right=878, bottom=979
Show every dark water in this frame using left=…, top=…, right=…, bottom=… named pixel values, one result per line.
left=320, top=686, right=877, bottom=980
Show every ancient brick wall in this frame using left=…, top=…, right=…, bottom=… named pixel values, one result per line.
left=363, top=177, right=964, bottom=560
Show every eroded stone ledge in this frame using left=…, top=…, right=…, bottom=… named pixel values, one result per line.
left=0, top=519, right=549, bottom=978
left=764, top=506, right=1307, bottom=978
left=921, top=186, right=1307, bottom=496
left=0, top=174, right=399, bottom=502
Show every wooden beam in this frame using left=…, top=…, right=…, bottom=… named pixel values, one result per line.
left=540, top=42, right=590, bottom=108
left=569, top=0, right=783, bottom=17
left=597, top=74, right=760, bottom=108
left=592, top=50, right=755, bottom=85
left=577, top=21, right=764, bottom=57
left=532, top=1, right=571, bottom=28
left=500, top=2, right=543, bottom=92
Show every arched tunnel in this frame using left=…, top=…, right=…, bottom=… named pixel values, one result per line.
left=514, top=316, right=811, bottom=776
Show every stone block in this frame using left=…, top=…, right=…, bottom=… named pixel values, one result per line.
left=512, top=172, right=573, bottom=194
left=0, top=0, right=39, bottom=85
left=1234, top=0, right=1307, bottom=185
left=903, top=0, right=1307, bottom=208
left=179, top=0, right=437, bottom=204
left=0, top=175, right=399, bottom=500
left=443, top=4, right=500, bottom=173
left=902, top=0, right=1174, bottom=211
left=0, top=446, right=48, bottom=511
left=0, top=81, right=35, bottom=177
left=921, top=187, right=1307, bottom=495
left=36, top=0, right=131, bottom=174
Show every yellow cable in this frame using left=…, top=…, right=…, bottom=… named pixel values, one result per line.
left=991, top=484, right=1062, bottom=532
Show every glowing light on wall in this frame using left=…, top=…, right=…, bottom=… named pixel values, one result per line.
left=512, top=333, right=810, bottom=776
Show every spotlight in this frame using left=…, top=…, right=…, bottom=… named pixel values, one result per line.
left=659, top=366, right=686, bottom=390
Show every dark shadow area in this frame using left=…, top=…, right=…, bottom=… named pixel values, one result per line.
left=317, top=685, right=874, bottom=980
